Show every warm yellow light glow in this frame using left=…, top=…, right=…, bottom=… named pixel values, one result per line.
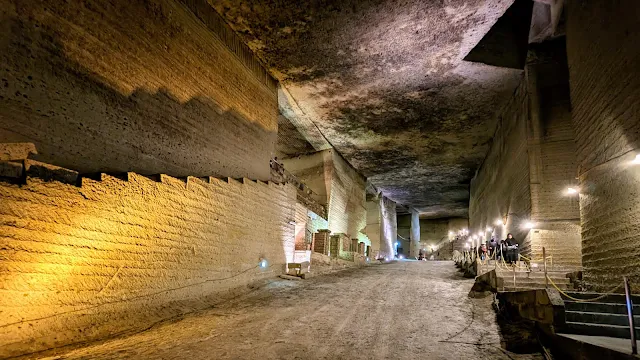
left=486, top=226, right=491, bottom=232
left=448, top=231, right=453, bottom=236
left=566, top=187, right=578, bottom=195
left=524, top=222, right=535, bottom=229
left=633, top=154, right=640, bottom=164
left=495, top=219, right=502, bottom=226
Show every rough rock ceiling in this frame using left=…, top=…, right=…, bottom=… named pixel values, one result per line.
left=210, top=0, right=524, bottom=218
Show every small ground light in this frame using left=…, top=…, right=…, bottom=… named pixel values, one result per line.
left=259, top=259, right=268, bottom=269
left=398, top=254, right=404, bottom=260
left=567, top=187, right=578, bottom=195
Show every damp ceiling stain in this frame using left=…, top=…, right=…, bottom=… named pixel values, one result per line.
left=209, top=0, right=523, bottom=218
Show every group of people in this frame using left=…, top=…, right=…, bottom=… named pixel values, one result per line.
left=477, top=233, right=519, bottom=264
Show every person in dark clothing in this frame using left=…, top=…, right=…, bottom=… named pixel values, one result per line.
left=488, top=237, right=497, bottom=258
left=504, top=233, right=518, bottom=264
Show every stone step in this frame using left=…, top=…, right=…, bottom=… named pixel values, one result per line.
left=566, top=311, right=640, bottom=327
left=564, top=321, right=639, bottom=339
left=495, top=272, right=571, bottom=280
left=503, top=277, right=570, bottom=286
left=562, top=292, right=640, bottom=304
left=565, top=301, right=640, bottom=316
left=501, top=283, right=568, bottom=291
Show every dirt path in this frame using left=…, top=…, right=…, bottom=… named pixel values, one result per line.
left=39, top=261, right=542, bottom=360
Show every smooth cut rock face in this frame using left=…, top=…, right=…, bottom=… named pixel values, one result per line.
left=209, top=0, right=524, bottom=217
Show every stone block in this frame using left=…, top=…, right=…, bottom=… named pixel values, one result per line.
left=0, top=142, right=37, bottom=161
left=24, top=160, right=78, bottom=184
left=0, top=161, right=23, bottom=178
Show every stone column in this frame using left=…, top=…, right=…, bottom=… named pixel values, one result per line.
left=409, top=209, right=421, bottom=258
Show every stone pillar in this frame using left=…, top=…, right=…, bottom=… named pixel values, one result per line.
left=379, top=196, right=397, bottom=260
left=313, top=229, right=331, bottom=255
left=409, top=209, right=421, bottom=258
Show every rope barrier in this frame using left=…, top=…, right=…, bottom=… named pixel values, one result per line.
left=546, top=275, right=624, bottom=302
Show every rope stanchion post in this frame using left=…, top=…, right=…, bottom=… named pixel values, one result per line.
left=624, top=276, right=637, bottom=355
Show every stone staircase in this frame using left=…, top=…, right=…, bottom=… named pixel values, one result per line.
left=476, top=260, right=580, bottom=292
left=560, top=292, right=640, bottom=339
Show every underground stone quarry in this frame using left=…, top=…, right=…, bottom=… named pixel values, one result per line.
left=0, top=0, right=639, bottom=359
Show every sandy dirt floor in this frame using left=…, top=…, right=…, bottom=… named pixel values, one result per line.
left=37, top=261, right=543, bottom=360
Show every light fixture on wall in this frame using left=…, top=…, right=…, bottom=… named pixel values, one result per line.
left=486, top=226, right=492, bottom=232
left=566, top=187, right=579, bottom=195
left=524, top=221, right=535, bottom=229
left=632, top=154, right=640, bottom=164
left=448, top=231, right=454, bottom=236
left=477, top=231, right=483, bottom=237
left=495, top=218, right=503, bottom=226
left=259, top=258, right=269, bottom=269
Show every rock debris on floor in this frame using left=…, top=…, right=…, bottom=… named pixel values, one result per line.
left=37, top=261, right=543, bottom=360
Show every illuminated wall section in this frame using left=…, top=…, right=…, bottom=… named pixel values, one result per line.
left=469, top=79, right=532, bottom=251
left=566, top=0, right=640, bottom=290
left=326, top=150, right=367, bottom=239
left=0, top=0, right=277, bottom=180
left=0, top=173, right=296, bottom=358
left=409, top=209, right=420, bottom=257
left=283, top=149, right=367, bottom=243
left=379, top=196, right=397, bottom=260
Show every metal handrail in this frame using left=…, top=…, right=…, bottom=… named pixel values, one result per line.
left=624, top=276, right=637, bottom=355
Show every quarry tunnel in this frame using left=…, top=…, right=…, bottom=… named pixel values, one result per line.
left=0, top=0, right=639, bottom=359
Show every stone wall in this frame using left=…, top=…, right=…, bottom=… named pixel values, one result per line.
left=0, top=0, right=277, bottom=180
left=281, top=151, right=329, bottom=205
left=397, top=214, right=411, bottom=255
left=364, top=198, right=382, bottom=257
left=429, top=218, right=469, bottom=259
left=420, top=218, right=449, bottom=249
left=469, top=79, right=532, bottom=250
left=327, top=150, right=367, bottom=239
left=0, top=171, right=295, bottom=358
left=469, top=41, right=581, bottom=266
left=525, top=39, right=581, bottom=266
left=283, top=149, right=367, bottom=242
left=566, top=0, right=640, bottom=290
